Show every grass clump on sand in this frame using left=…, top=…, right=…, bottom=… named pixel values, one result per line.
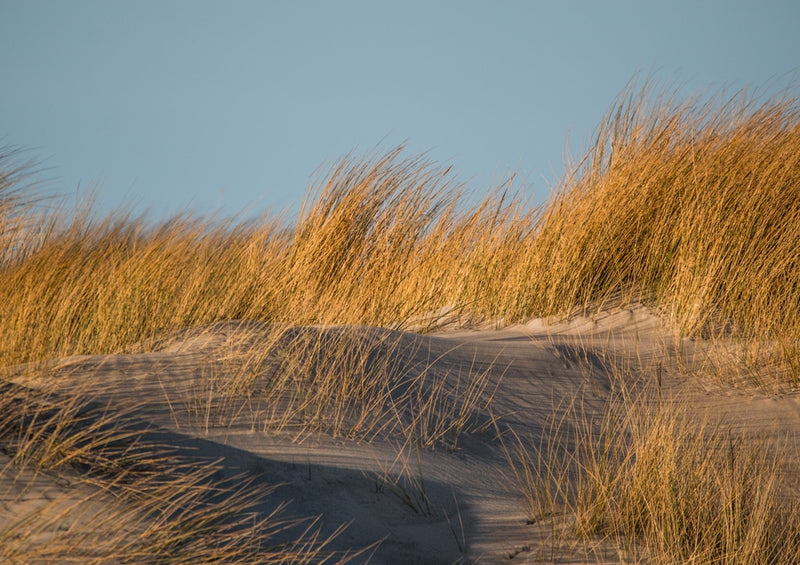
left=502, top=367, right=800, bottom=564
left=525, top=78, right=800, bottom=357
left=497, top=348, right=800, bottom=565
left=0, top=381, right=343, bottom=564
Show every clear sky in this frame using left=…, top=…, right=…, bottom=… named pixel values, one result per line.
left=2, top=0, right=799, bottom=219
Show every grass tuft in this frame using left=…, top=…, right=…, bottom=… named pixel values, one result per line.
left=501, top=361, right=800, bottom=563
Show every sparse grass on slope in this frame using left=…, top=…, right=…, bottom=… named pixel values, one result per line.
left=0, top=380, right=343, bottom=564
left=502, top=362, right=800, bottom=564
left=165, top=323, right=499, bottom=449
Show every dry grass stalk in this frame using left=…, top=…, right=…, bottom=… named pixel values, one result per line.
left=3, top=79, right=800, bottom=377
left=0, top=380, right=346, bottom=563
left=501, top=362, right=800, bottom=564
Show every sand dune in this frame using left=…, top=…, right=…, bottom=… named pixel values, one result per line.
left=2, top=305, right=798, bottom=563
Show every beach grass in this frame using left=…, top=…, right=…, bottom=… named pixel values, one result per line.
left=500, top=360, right=800, bottom=564
left=2, top=78, right=800, bottom=366
left=0, top=379, right=342, bottom=564
left=2, top=76, right=800, bottom=561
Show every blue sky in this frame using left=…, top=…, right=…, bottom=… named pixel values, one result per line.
left=2, top=1, right=799, bottom=219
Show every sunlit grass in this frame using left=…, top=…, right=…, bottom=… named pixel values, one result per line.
left=3, top=79, right=800, bottom=372
left=2, top=75, right=800, bottom=561
left=501, top=358, right=800, bottom=564
left=0, top=380, right=341, bottom=564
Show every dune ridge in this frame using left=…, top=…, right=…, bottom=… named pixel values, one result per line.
left=2, top=78, right=800, bottom=562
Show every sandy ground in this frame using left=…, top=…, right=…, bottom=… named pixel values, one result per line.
left=2, top=306, right=800, bottom=563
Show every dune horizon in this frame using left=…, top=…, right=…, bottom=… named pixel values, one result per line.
left=2, top=78, right=800, bottom=563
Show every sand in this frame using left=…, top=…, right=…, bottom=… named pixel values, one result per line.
left=2, top=306, right=799, bottom=563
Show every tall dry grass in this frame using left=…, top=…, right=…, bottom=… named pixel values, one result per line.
left=0, top=380, right=343, bottom=564
left=2, top=79, right=800, bottom=371
left=501, top=366, right=800, bottom=564
left=2, top=76, right=800, bottom=561
left=524, top=79, right=800, bottom=345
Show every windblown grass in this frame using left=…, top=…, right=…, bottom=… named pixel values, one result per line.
left=501, top=364, right=800, bottom=564
left=0, top=380, right=343, bottom=564
left=527, top=79, right=800, bottom=344
left=174, top=323, right=499, bottom=449
left=2, top=78, right=800, bottom=371
left=2, top=75, right=800, bottom=562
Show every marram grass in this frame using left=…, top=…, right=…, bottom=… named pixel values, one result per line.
left=2, top=77, right=800, bottom=563
left=2, top=80, right=800, bottom=370
left=501, top=369, right=800, bottom=564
